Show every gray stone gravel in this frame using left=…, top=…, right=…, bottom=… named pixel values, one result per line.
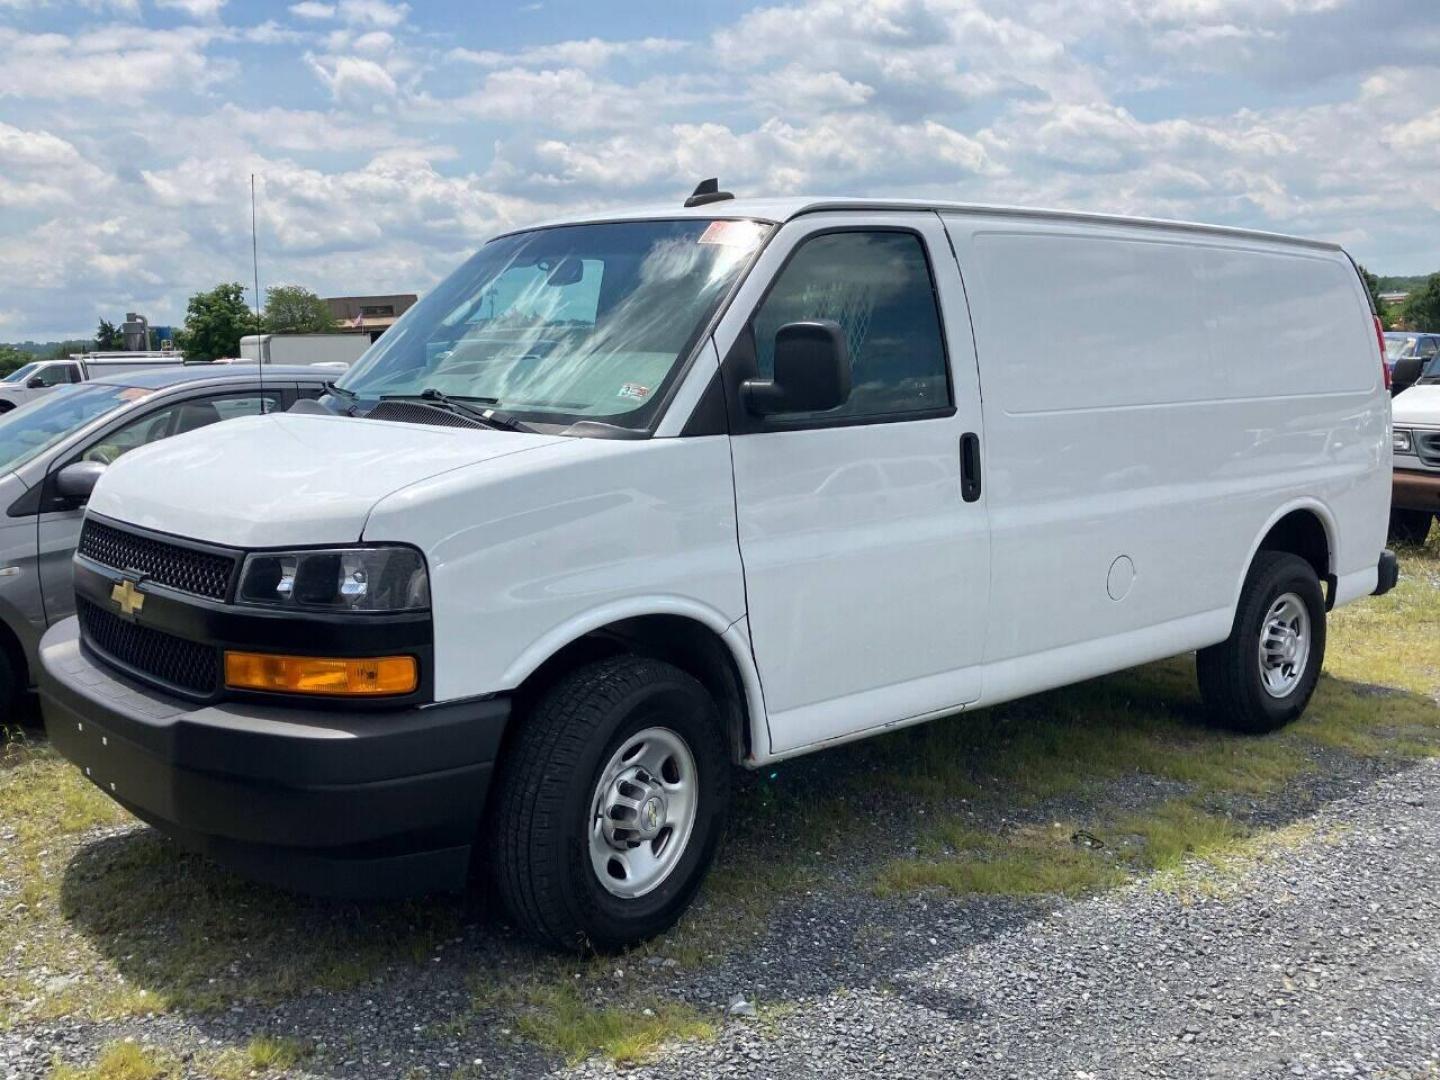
left=6, top=752, right=1440, bottom=1079
left=564, top=758, right=1440, bottom=1080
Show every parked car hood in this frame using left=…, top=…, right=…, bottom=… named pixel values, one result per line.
left=87, top=412, right=568, bottom=547
left=1394, top=384, right=1440, bottom=427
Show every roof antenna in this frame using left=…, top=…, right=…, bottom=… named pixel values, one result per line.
left=684, top=178, right=734, bottom=208
left=250, top=172, right=265, bottom=410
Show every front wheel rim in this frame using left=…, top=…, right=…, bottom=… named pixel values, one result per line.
left=588, top=726, right=699, bottom=899
left=1258, top=591, right=1311, bottom=699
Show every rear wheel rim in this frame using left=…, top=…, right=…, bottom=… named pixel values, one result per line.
left=1258, top=591, right=1310, bottom=699
left=588, top=726, right=698, bottom=899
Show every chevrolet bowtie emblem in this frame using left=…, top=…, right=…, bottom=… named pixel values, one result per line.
left=111, top=578, right=145, bottom=617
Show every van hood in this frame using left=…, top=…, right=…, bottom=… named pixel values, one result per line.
left=1394, top=384, right=1440, bottom=426
left=88, top=412, right=567, bottom=548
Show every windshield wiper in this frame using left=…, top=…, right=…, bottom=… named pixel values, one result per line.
left=381, top=388, right=535, bottom=433
left=323, top=381, right=360, bottom=415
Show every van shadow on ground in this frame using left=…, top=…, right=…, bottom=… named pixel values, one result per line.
left=54, top=659, right=1440, bottom=1073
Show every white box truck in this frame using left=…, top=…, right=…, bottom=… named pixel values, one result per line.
left=40, top=191, right=1396, bottom=952
left=238, top=333, right=369, bottom=368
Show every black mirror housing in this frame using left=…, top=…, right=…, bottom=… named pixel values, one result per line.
left=742, top=320, right=851, bottom=417
left=1392, top=355, right=1423, bottom=394
left=55, top=460, right=107, bottom=502
left=26, top=377, right=45, bottom=389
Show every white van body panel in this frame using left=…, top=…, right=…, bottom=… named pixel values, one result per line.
left=362, top=435, right=749, bottom=705
left=90, top=413, right=566, bottom=548
left=941, top=212, right=1388, bottom=685
left=712, top=211, right=992, bottom=755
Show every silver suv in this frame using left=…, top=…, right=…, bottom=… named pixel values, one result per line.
left=0, top=364, right=330, bottom=719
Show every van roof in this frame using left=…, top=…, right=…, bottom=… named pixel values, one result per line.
left=513, top=197, right=1342, bottom=253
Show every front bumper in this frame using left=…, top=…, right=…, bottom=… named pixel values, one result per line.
left=39, top=617, right=508, bottom=897
left=1392, top=468, right=1440, bottom=514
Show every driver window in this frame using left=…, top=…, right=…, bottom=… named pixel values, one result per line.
left=82, top=392, right=281, bottom=465
left=751, top=231, right=951, bottom=421
left=36, top=365, right=75, bottom=387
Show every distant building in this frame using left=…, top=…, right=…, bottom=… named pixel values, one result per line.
left=324, top=294, right=417, bottom=342
left=121, top=312, right=149, bottom=351
left=1379, top=291, right=1409, bottom=307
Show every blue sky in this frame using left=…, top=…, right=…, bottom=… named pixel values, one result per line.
left=1, top=0, right=1437, bottom=339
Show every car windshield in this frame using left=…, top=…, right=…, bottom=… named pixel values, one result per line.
left=1384, top=336, right=1416, bottom=360
left=0, top=383, right=152, bottom=475
left=2, top=363, right=39, bottom=384
left=335, top=218, right=771, bottom=431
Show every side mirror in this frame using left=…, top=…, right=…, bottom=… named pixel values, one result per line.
left=26, top=376, right=45, bottom=389
left=1392, top=355, right=1423, bottom=394
left=55, top=460, right=106, bottom=502
left=742, top=320, right=851, bottom=417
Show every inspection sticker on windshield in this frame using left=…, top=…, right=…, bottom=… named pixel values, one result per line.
left=697, top=220, right=767, bottom=251
left=618, top=382, right=650, bottom=402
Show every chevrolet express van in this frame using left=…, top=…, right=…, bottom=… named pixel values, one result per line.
left=39, top=190, right=1397, bottom=951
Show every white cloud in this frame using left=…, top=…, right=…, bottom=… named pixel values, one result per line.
left=305, top=52, right=399, bottom=105
left=288, top=0, right=334, bottom=16
left=336, top=0, right=407, bottom=29
left=0, top=26, right=222, bottom=102
left=447, top=36, right=685, bottom=70
left=154, top=0, right=227, bottom=20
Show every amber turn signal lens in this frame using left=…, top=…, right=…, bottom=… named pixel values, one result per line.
left=223, top=652, right=417, bottom=696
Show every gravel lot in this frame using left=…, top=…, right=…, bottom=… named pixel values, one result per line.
left=568, top=757, right=1440, bottom=1080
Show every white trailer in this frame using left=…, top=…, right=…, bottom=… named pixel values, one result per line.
left=238, top=334, right=369, bottom=368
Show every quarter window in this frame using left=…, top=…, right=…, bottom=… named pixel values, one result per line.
left=751, top=231, right=950, bottom=421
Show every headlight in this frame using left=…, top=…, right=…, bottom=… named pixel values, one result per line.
left=1393, top=428, right=1413, bottom=454
left=238, top=546, right=429, bottom=612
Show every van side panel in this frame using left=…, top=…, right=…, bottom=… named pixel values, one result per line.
left=942, top=215, right=1388, bottom=683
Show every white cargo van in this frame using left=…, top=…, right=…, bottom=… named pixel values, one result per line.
left=39, top=191, right=1396, bottom=951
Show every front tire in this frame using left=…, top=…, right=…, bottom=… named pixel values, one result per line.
left=1388, top=509, right=1434, bottom=546
left=1197, top=551, right=1325, bottom=734
left=492, top=656, right=730, bottom=952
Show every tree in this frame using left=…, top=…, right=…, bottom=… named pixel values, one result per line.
left=174, top=283, right=256, bottom=361
left=1358, top=264, right=1384, bottom=316
left=94, top=318, right=123, bottom=350
left=263, top=284, right=336, bottom=334
left=0, top=345, right=29, bottom=377
left=1402, top=274, right=1440, bottom=333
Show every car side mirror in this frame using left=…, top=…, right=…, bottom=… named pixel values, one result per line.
left=742, top=320, right=851, bottom=416
left=55, top=460, right=107, bottom=502
left=26, top=376, right=45, bottom=389
left=1392, top=355, right=1423, bottom=394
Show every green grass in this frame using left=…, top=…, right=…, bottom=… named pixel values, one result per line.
left=472, top=981, right=714, bottom=1066
left=206, top=1035, right=310, bottom=1079
left=49, top=1042, right=176, bottom=1080
left=0, top=740, right=466, bottom=1027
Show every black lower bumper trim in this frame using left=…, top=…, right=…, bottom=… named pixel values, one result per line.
left=1374, top=549, right=1399, bottom=596
left=39, top=616, right=508, bottom=897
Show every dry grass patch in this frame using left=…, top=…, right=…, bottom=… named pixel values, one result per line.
left=49, top=1042, right=177, bottom=1080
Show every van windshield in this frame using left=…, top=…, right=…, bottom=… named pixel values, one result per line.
left=0, top=383, right=152, bottom=476
left=335, top=219, right=770, bottom=431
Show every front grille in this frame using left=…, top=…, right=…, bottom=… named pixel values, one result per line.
left=78, top=520, right=236, bottom=601
left=77, top=597, right=219, bottom=696
left=1416, top=430, right=1440, bottom=469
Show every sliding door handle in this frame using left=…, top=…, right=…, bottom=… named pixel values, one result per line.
left=959, top=432, right=982, bottom=503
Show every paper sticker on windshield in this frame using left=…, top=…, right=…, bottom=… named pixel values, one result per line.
left=698, top=220, right=767, bottom=252
left=618, top=382, right=650, bottom=402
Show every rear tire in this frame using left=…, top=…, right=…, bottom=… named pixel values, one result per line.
left=492, top=656, right=730, bottom=952
left=1197, top=551, right=1325, bottom=734
left=0, top=649, right=17, bottom=728
left=1388, top=509, right=1434, bottom=546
